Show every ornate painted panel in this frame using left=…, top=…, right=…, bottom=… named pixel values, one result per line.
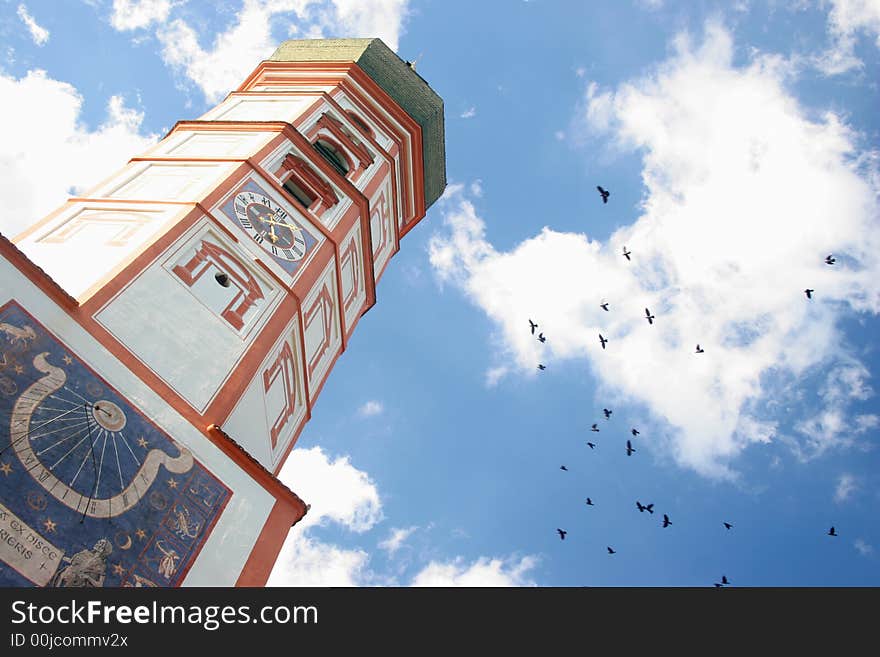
left=0, top=301, right=231, bottom=587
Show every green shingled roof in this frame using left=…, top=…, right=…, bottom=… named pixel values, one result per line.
left=269, top=38, right=446, bottom=210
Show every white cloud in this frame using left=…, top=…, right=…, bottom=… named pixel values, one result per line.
left=0, top=70, right=158, bottom=238
left=428, top=22, right=880, bottom=478
left=460, top=106, right=476, bottom=119
left=814, top=0, right=880, bottom=74
left=410, top=555, right=538, bottom=586
left=110, top=0, right=174, bottom=30
left=469, top=179, right=483, bottom=197
left=485, top=365, right=509, bottom=387
left=278, top=446, right=382, bottom=532
left=378, top=526, right=417, bottom=555
left=358, top=400, right=384, bottom=417
left=854, top=538, right=874, bottom=556
left=834, top=473, right=858, bottom=503
left=268, top=446, right=383, bottom=586
left=17, top=4, right=49, bottom=46
left=157, top=0, right=411, bottom=103
left=268, top=447, right=539, bottom=587
left=267, top=533, right=372, bottom=586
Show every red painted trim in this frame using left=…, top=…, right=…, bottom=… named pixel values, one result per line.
left=235, top=499, right=307, bottom=586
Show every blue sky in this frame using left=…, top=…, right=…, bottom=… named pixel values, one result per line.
left=1, top=0, right=879, bottom=586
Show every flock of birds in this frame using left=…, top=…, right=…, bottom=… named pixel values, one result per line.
left=529, top=184, right=845, bottom=587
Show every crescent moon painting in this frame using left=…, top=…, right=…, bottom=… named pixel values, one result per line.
left=0, top=301, right=232, bottom=588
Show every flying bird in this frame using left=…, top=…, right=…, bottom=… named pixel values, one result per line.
left=636, top=501, right=646, bottom=513
left=600, top=301, right=610, bottom=311
left=560, top=465, right=568, bottom=472
left=557, top=529, right=567, bottom=540
left=607, top=546, right=616, bottom=554
left=721, top=575, right=729, bottom=585
left=825, top=255, right=836, bottom=265
left=599, top=334, right=608, bottom=349
left=723, top=522, right=733, bottom=530
left=805, top=288, right=814, bottom=299
left=645, top=503, right=654, bottom=514
left=623, top=246, right=631, bottom=261
left=827, top=526, right=837, bottom=537
left=603, top=408, right=613, bottom=419
left=585, top=498, right=594, bottom=506
left=538, top=364, right=546, bottom=371
left=631, top=428, right=640, bottom=436
left=591, top=424, right=600, bottom=432
left=662, top=514, right=672, bottom=528
left=626, top=440, right=635, bottom=456
left=529, top=319, right=538, bottom=334
left=586, top=442, right=596, bottom=449
left=645, top=308, right=655, bottom=325
left=597, top=185, right=610, bottom=204
left=537, top=332, right=546, bottom=343
left=695, top=344, right=705, bottom=354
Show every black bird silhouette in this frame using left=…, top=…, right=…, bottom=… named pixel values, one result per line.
left=636, top=501, right=646, bottom=512
left=714, top=583, right=724, bottom=588
left=805, top=288, right=814, bottom=299
left=538, top=364, right=546, bottom=370
left=586, top=442, right=596, bottom=449
left=645, top=308, right=655, bottom=325
left=537, top=332, right=546, bottom=343
left=721, top=575, right=729, bottom=585
left=662, top=514, right=672, bottom=528
left=723, top=522, right=733, bottom=530
left=529, top=319, right=538, bottom=334
left=636, top=501, right=653, bottom=513
left=623, top=246, right=631, bottom=261
left=828, top=526, right=837, bottom=536
left=585, top=498, right=594, bottom=506
left=599, top=334, right=608, bottom=349
left=557, top=528, right=567, bottom=540
left=626, top=440, right=635, bottom=456
left=695, top=344, right=705, bottom=354
left=600, top=301, right=610, bottom=311
left=591, top=423, right=600, bottom=432
left=597, top=185, right=610, bottom=204
left=645, top=503, right=654, bottom=514
left=825, top=255, right=836, bottom=265
left=603, top=408, right=613, bottom=419
left=607, top=546, right=616, bottom=554
left=631, top=428, right=640, bottom=436
left=560, top=465, right=568, bottom=471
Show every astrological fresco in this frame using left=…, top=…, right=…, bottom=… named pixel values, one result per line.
left=0, top=301, right=231, bottom=587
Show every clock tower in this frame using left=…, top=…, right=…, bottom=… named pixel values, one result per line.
left=0, top=38, right=445, bottom=587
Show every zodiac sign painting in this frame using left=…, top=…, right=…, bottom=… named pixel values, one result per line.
left=0, top=301, right=231, bottom=587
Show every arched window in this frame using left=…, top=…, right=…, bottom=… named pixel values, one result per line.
left=274, top=153, right=339, bottom=215
left=346, top=111, right=374, bottom=138
left=313, top=139, right=350, bottom=176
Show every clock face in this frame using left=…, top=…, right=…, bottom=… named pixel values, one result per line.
left=232, top=189, right=309, bottom=262
left=0, top=302, right=232, bottom=587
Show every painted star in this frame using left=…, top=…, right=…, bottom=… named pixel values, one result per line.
left=167, top=478, right=179, bottom=489
left=62, top=355, right=73, bottom=365
left=137, top=437, right=148, bottom=449
left=135, top=529, right=147, bottom=540
left=112, top=563, right=126, bottom=576
left=43, top=518, right=57, bottom=533
left=0, top=462, right=11, bottom=476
